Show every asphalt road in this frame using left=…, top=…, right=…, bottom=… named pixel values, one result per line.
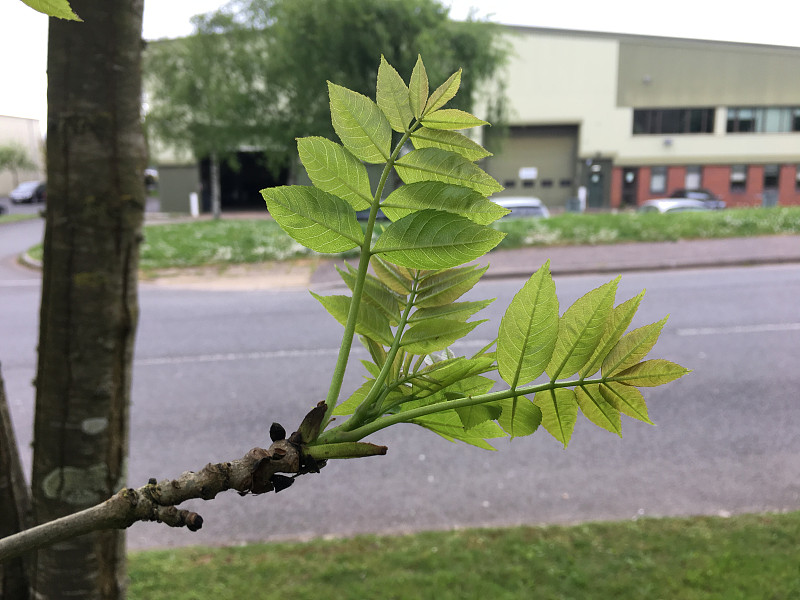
left=1, top=219, right=799, bottom=550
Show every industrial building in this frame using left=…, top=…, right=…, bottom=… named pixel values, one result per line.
left=0, top=115, right=44, bottom=197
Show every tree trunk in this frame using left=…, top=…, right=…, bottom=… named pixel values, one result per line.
left=211, top=151, right=222, bottom=219
left=30, top=2, right=146, bottom=598
left=0, top=364, right=32, bottom=600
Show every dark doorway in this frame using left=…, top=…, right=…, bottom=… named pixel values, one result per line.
left=622, top=167, right=638, bottom=207
left=200, top=151, right=289, bottom=212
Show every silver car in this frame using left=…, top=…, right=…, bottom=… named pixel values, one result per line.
left=638, top=198, right=711, bottom=213
left=493, top=196, right=550, bottom=218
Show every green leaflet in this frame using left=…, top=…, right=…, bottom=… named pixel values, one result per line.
left=337, top=264, right=402, bottom=325
left=497, top=262, right=559, bottom=388
left=377, top=56, right=414, bottom=133
left=411, top=127, right=492, bottom=162
left=493, top=396, right=542, bottom=439
left=534, top=388, right=578, bottom=447
left=392, top=357, right=495, bottom=409
left=372, top=210, right=505, bottom=270
left=328, top=82, right=391, bottom=164
left=411, top=299, right=495, bottom=323
left=261, top=185, right=362, bottom=252
left=600, top=382, right=653, bottom=424
left=547, top=277, right=620, bottom=380
left=613, top=359, right=691, bottom=387
left=415, top=265, right=488, bottom=308
left=602, top=316, right=669, bottom=376
left=22, top=0, right=81, bottom=20
left=400, top=319, right=486, bottom=354
left=576, top=385, right=622, bottom=436
left=456, top=403, right=502, bottom=430
left=297, top=137, right=372, bottom=211
left=311, top=292, right=393, bottom=346
left=411, top=410, right=507, bottom=450
left=394, top=148, right=504, bottom=197
left=421, top=108, right=489, bottom=130
left=580, top=291, right=645, bottom=379
left=409, top=56, right=429, bottom=120
left=333, top=380, right=374, bottom=416
left=382, top=181, right=506, bottom=224
left=370, top=256, right=415, bottom=295
left=424, top=69, right=461, bottom=114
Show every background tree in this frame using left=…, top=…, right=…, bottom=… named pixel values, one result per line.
left=29, top=0, right=147, bottom=598
left=0, top=143, right=37, bottom=187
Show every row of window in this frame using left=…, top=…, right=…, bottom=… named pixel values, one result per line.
left=633, top=107, right=800, bottom=135
left=648, top=165, right=800, bottom=194
left=503, top=178, right=573, bottom=189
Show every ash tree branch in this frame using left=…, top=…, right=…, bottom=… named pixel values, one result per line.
left=0, top=440, right=303, bottom=563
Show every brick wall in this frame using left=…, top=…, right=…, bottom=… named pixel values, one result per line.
left=667, top=166, right=686, bottom=194
left=610, top=167, right=623, bottom=208
left=779, top=165, right=800, bottom=206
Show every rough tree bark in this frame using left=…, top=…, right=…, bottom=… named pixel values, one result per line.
left=29, top=1, right=146, bottom=598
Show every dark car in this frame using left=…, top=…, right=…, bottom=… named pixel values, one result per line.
left=669, top=188, right=725, bottom=209
left=9, top=180, right=46, bottom=204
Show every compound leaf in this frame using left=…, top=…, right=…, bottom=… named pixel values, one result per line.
left=337, top=264, right=402, bottom=325
left=370, top=256, right=415, bottom=295
left=394, top=148, right=503, bottom=197
left=603, top=316, right=669, bottom=376
left=261, top=185, right=362, bottom=252
left=372, top=210, right=505, bottom=270
left=329, top=82, right=391, bottom=164
left=421, top=108, right=489, bottom=130
left=377, top=56, right=414, bottom=133
left=411, top=127, right=491, bottom=162
left=580, top=291, right=645, bottom=378
left=576, top=385, right=622, bottom=436
left=382, top=181, right=506, bottom=224
left=411, top=299, right=494, bottom=323
left=547, top=277, right=619, bottom=380
left=297, top=137, right=372, bottom=211
left=412, top=411, right=506, bottom=450
left=613, top=359, right=690, bottom=387
left=534, top=388, right=578, bottom=447
left=497, top=262, right=559, bottom=387
left=600, top=382, right=653, bottom=424
left=311, top=293, right=393, bottom=346
left=415, top=265, right=488, bottom=308
left=424, top=68, right=461, bottom=114
left=401, top=319, right=486, bottom=354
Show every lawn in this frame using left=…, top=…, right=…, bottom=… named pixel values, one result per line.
left=129, top=511, right=800, bottom=599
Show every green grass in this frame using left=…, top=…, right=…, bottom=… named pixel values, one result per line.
left=128, top=511, right=800, bottom=599
left=0, top=213, right=39, bottom=225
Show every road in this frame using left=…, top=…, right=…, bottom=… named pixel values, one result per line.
left=1, top=218, right=799, bottom=550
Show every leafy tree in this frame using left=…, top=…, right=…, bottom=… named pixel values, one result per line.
left=144, top=0, right=508, bottom=213
left=0, top=55, right=688, bottom=578
left=0, top=143, right=37, bottom=187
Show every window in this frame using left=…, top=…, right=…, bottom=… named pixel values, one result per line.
left=727, top=107, right=800, bottom=133
left=522, top=180, right=535, bottom=188
left=730, top=165, right=747, bottom=192
left=504, top=180, right=517, bottom=188
left=633, top=108, right=715, bottom=134
left=764, top=165, right=780, bottom=189
left=541, top=179, right=553, bottom=188
left=796, top=166, right=800, bottom=192
left=685, top=166, right=702, bottom=190
left=650, top=166, right=667, bottom=193
left=559, top=178, right=573, bottom=188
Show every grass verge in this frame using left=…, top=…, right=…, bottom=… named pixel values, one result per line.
left=0, top=213, right=39, bottom=225
left=129, top=511, right=800, bottom=599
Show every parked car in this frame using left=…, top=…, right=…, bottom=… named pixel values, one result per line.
left=638, top=198, right=712, bottom=213
left=669, top=188, right=725, bottom=209
left=9, top=180, right=46, bottom=204
left=0, top=203, right=6, bottom=215
left=494, top=196, right=550, bottom=218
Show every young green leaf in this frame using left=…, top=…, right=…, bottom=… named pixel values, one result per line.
left=370, top=256, right=415, bottom=295
left=22, top=0, right=81, bottom=20
left=603, top=316, right=669, bottom=376
left=377, top=56, right=414, bottom=133
left=456, top=403, right=502, bottom=430
left=599, top=382, right=653, bottom=424
left=394, top=357, right=495, bottom=407
left=297, top=137, right=372, bottom=211
left=494, top=397, right=542, bottom=439
left=411, top=299, right=495, bottom=323
left=372, top=210, right=505, bottom=270
left=337, top=264, right=402, bottom=325
left=332, top=379, right=375, bottom=416
left=575, top=385, right=622, bottom=436
left=534, top=388, right=579, bottom=447
left=547, top=277, right=620, bottom=380
left=580, top=291, right=645, bottom=379
left=328, top=82, right=391, bottom=164
left=424, top=68, right=461, bottom=114
left=394, top=148, right=504, bottom=197
left=411, top=127, right=492, bottom=162
left=400, top=319, right=486, bottom=354
left=497, top=262, right=559, bottom=388
left=411, top=411, right=506, bottom=450
left=382, top=181, right=507, bottom=224
left=421, top=108, right=489, bottom=130
left=310, top=292, right=393, bottom=346
left=261, top=185, right=362, bottom=252
left=415, top=265, right=489, bottom=308
left=612, top=359, right=690, bottom=387
left=409, top=55, right=429, bottom=120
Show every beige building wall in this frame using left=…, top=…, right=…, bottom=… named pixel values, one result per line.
left=0, top=115, right=45, bottom=196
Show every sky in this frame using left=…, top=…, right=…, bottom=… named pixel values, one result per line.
left=1, top=0, right=798, bottom=128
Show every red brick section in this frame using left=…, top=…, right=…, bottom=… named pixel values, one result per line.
left=667, top=166, right=686, bottom=194
left=703, top=165, right=730, bottom=203
left=637, top=168, right=652, bottom=204
left=610, top=167, right=623, bottom=208
left=779, top=164, right=800, bottom=206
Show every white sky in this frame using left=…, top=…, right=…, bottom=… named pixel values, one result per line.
left=1, top=0, right=798, bottom=128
